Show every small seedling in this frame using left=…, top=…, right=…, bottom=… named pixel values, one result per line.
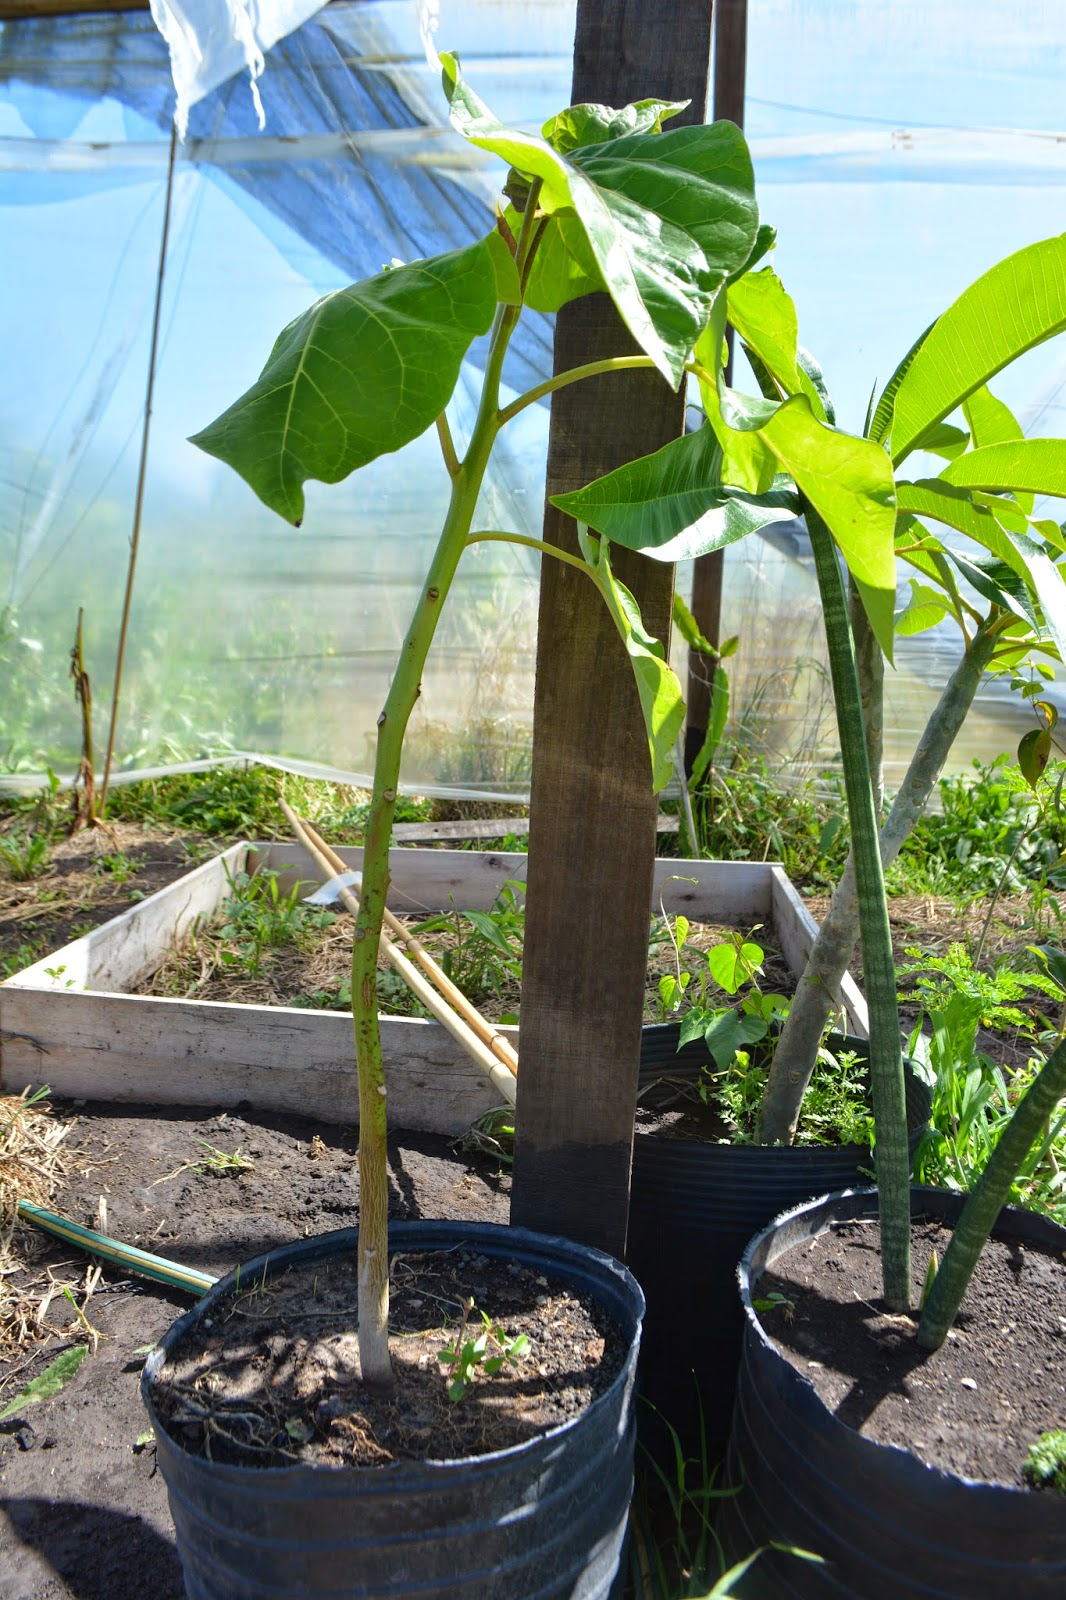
left=438, top=1297, right=529, bottom=1402
left=1023, top=1430, right=1066, bottom=1493
left=752, top=1291, right=795, bottom=1323
left=43, top=964, right=75, bottom=989
left=194, top=1140, right=254, bottom=1177
left=133, top=1427, right=156, bottom=1453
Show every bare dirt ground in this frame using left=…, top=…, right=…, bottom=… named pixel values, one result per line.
left=0, top=1098, right=510, bottom=1600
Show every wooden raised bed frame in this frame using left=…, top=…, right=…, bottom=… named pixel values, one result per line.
left=0, top=846, right=867, bottom=1137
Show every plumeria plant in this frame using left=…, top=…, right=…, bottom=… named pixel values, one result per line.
left=191, top=56, right=768, bottom=1387
left=563, top=233, right=1066, bottom=1341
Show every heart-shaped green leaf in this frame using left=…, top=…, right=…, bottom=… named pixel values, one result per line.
left=551, top=426, right=798, bottom=559
left=191, top=239, right=499, bottom=523
left=590, top=545, right=685, bottom=791
left=757, top=397, right=898, bottom=658
left=441, top=54, right=757, bottom=385
left=542, top=98, right=689, bottom=154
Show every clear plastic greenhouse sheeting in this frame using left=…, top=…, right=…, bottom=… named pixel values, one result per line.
left=1, top=0, right=1065, bottom=800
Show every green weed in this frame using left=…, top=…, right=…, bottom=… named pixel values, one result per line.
left=1024, top=1431, right=1066, bottom=1493
left=0, top=830, right=52, bottom=881
left=437, top=1298, right=529, bottom=1402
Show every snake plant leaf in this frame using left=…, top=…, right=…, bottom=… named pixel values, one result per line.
left=591, top=545, right=685, bottom=791
left=441, top=53, right=757, bottom=385
left=895, top=480, right=1031, bottom=583
left=727, top=268, right=825, bottom=419
left=942, top=439, right=1066, bottom=499
left=758, top=397, right=898, bottom=658
left=190, top=239, right=499, bottom=524
left=890, top=234, right=1066, bottom=463
left=551, top=426, right=798, bottom=558
left=542, top=98, right=689, bottom=154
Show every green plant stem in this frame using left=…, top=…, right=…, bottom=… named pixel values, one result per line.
left=804, top=502, right=911, bottom=1309
left=498, top=355, right=655, bottom=425
left=758, top=615, right=1001, bottom=1145
left=349, top=185, right=546, bottom=1390
left=465, top=529, right=597, bottom=579
left=918, top=1030, right=1066, bottom=1349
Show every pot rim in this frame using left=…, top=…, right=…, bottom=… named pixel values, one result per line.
left=142, top=1217, right=644, bottom=1480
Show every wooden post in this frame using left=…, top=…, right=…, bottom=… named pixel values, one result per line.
left=510, top=0, right=715, bottom=1257
left=684, top=0, right=749, bottom=772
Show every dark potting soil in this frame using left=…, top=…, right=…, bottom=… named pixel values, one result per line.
left=0, top=1100, right=511, bottom=1600
left=153, top=1249, right=623, bottom=1469
left=757, top=1215, right=1066, bottom=1489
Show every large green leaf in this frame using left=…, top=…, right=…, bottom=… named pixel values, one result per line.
left=575, top=121, right=758, bottom=289
left=998, top=527, right=1066, bottom=666
left=963, top=386, right=1031, bottom=513
left=552, top=426, right=798, bottom=559
left=944, top=548, right=1039, bottom=630
left=895, top=479, right=1031, bottom=582
left=890, top=235, right=1066, bottom=463
left=588, top=544, right=685, bottom=791
left=942, top=439, right=1066, bottom=499
left=963, top=385, right=1023, bottom=449
left=727, top=268, right=824, bottom=417
left=542, top=98, right=688, bottom=154
left=758, top=397, right=898, bottom=657
left=520, top=210, right=604, bottom=312
left=191, top=240, right=498, bottom=524
left=441, top=54, right=757, bottom=385
left=693, top=298, right=779, bottom=493
left=867, top=321, right=935, bottom=445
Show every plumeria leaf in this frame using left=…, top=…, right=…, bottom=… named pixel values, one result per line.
left=890, top=234, right=1066, bottom=462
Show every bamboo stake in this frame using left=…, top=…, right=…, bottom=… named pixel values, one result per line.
left=283, top=802, right=519, bottom=1078
left=279, top=801, right=517, bottom=1105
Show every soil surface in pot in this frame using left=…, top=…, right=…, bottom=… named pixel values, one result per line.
left=758, top=1214, right=1066, bottom=1487
left=153, top=1248, right=624, bottom=1468
left=0, top=1099, right=510, bottom=1600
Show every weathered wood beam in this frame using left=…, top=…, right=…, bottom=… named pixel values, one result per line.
left=510, top=0, right=715, bottom=1258
left=0, top=1, right=149, bottom=17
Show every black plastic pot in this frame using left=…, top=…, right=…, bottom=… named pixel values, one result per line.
left=628, top=1025, right=930, bottom=1460
left=143, top=1220, right=644, bottom=1600
left=720, top=1185, right=1066, bottom=1598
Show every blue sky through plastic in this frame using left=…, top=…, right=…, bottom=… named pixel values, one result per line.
left=2, top=0, right=1066, bottom=782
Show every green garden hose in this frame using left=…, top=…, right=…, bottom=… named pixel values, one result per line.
left=17, top=1199, right=217, bottom=1297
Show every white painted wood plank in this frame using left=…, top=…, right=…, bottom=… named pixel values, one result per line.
left=0, top=987, right=508, bottom=1134
left=769, top=867, right=869, bottom=1037
left=4, top=842, right=248, bottom=993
